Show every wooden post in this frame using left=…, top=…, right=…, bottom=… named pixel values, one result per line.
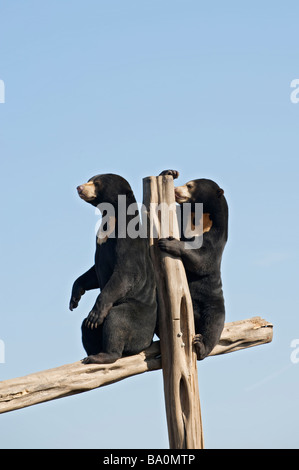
left=143, top=175, right=204, bottom=449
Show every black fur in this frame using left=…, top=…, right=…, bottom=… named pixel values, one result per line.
left=158, top=170, right=228, bottom=360
left=69, top=174, right=157, bottom=364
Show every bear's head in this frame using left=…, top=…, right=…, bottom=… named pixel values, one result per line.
left=175, top=178, right=225, bottom=212
left=175, top=178, right=228, bottom=239
left=77, top=173, right=135, bottom=207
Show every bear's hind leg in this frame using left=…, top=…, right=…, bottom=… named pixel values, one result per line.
left=193, top=306, right=225, bottom=361
left=81, top=306, right=126, bottom=364
left=81, top=319, right=103, bottom=356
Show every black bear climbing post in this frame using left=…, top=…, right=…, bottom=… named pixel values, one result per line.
left=157, top=170, right=228, bottom=361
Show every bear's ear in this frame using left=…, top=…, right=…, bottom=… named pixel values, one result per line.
left=217, top=188, right=224, bottom=198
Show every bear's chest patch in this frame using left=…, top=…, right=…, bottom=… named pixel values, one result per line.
left=184, top=212, right=213, bottom=238
left=97, top=216, right=116, bottom=245
left=202, top=213, right=213, bottom=233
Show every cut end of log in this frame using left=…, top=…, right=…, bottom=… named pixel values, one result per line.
left=210, top=316, right=273, bottom=357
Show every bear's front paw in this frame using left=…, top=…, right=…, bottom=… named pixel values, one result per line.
left=85, top=303, right=113, bottom=329
left=159, top=169, right=179, bottom=179
left=158, top=237, right=182, bottom=257
left=69, top=284, right=85, bottom=311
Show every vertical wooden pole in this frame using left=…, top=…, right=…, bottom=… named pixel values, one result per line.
left=143, top=175, right=204, bottom=449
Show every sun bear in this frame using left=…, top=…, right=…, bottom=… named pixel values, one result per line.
left=158, top=170, right=228, bottom=360
left=69, top=173, right=157, bottom=364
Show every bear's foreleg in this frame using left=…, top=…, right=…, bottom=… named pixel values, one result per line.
left=69, top=265, right=99, bottom=311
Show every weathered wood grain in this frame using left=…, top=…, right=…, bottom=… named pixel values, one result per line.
left=143, top=175, right=204, bottom=449
left=0, top=342, right=162, bottom=414
left=0, top=317, right=272, bottom=415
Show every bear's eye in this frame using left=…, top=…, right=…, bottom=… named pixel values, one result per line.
left=186, top=183, right=193, bottom=189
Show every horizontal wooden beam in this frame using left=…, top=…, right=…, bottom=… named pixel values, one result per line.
left=0, top=317, right=272, bottom=414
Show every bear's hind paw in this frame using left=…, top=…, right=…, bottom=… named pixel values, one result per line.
left=193, top=334, right=208, bottom=361
left=82, top=352, right=120, bottom=365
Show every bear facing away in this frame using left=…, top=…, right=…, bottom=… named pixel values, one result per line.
left=69, top=173, right=157, bottom=364
left=158, top=170, right=228, bottom=360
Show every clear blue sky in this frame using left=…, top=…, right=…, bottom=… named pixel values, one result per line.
left=0, top=0, right=299, bottom=449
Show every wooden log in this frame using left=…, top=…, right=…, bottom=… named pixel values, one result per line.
left=210, top=316, right=273, bottom=356
left=0, top=342, right=162, bottom=414
left=143, top=175, right=203, bottom=449
left=0, top=317, right=272, bottom=414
